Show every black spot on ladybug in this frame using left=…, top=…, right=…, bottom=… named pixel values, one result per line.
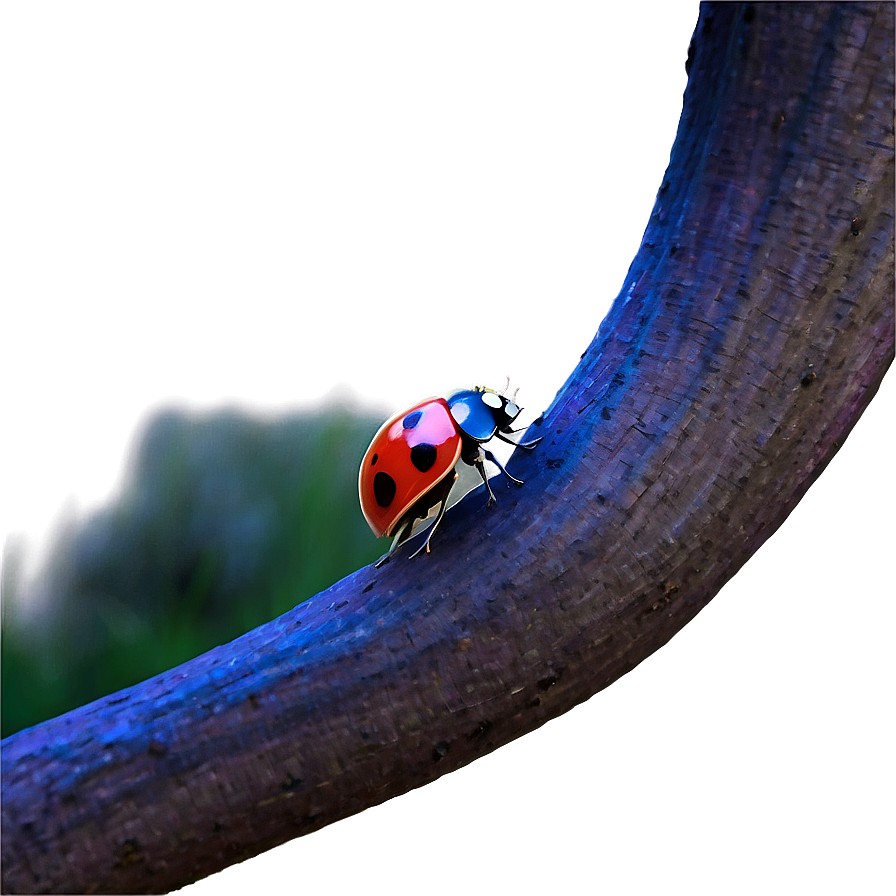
left=371, top=453, right=378, bottom=466
left=403, top=410, right=423, bottom=429
left=373, top=471, right=396, bottom=507
left=410, top=443, right=437, bottom=473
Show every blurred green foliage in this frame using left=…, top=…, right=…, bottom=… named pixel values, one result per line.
left=1, top=403, right=390, bottom=737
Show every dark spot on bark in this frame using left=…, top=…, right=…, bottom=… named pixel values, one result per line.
left=601, top=406, right=612, bottom=420
left=538, top=674, right=558, bottom=691
left=362, top=581, right=374, bottom=593
left=432, top=741, right=450, bottom=762
left=850, top=216, right=864, bottom=236
left=546, top=457, right=563, bottom=469
left=800, top=369, right=817, bottom=387
left=334, top=600, right=349, bottom=610
left=528, top=697, right=541, bottom=708
left=213, top=820, right=224, bottom=833
left=115, top=839, right=143, bottom=868
left=743, top=4, right=756, bottom=24
left=468, top=720, right=493, bottom=740
left=223, top=841, right=244, bottom=858
left=282, top=772, right=304, bottom=792
left=532, top=415, right=544, bottom=426
left=147, top=738, right=168, bottom=756
left=596, top=492, right=606, bottom=504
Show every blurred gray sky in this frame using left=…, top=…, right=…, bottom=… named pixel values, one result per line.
left=2, top=2, right=691, bottom=566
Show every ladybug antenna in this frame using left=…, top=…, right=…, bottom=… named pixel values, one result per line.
left=511, top=386, right=520, bottom=403
left=500, top=375, right=510, bottom=396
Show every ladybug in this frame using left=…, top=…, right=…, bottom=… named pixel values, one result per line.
left=359, top=383, right=541, bottom=566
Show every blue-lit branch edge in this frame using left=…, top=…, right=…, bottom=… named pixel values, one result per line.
left=3, top=5, right=894, bottom=893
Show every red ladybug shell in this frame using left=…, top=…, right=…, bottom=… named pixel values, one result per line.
left=359, top=398, right=463, bottom=538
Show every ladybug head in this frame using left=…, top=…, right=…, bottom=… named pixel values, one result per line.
left=474, top=385, right=522, bottom=430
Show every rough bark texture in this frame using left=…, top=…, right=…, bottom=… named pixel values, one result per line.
left=2, top=3, right=893, bottom=893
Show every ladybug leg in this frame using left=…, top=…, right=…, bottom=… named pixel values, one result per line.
left=409, top=494, right=449, bottom=559
left=495, top=430, right=542, bottom=450
left=483, top=448, right=524, bottom=487
left=473, top=454, right=498, bottom=507
left=375, top=515, right=416, bottom=568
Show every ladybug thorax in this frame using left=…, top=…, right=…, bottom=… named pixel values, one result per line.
left=447, top=388, right=521, bottom=443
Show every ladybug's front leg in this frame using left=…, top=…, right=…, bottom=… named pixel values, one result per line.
left=483, top=449, right=524, bottom=487
left=495, top=429, right=542, bottom=450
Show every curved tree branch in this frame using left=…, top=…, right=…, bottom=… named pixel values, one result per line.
left=3, top=4, right=893, bottom=893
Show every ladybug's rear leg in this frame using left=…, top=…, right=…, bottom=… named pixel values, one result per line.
left=375, top=515, right=415, bottom=568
